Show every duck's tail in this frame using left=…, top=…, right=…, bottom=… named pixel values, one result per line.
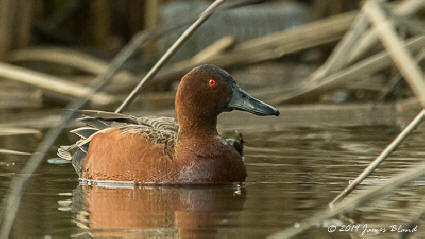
left=57, top=127, right=100, bottom=177
left=57, top=110, right=136, bottom=177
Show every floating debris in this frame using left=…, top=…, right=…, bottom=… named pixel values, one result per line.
left=57, top=192, right=73, bottom=196
left=47, top=158, right=71, bottom=165
left=349, top=178, right=425, bottom=186
left=57, top=199, right=72, bottom=207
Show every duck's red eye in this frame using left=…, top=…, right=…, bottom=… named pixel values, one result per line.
left=208, top=79, right=216, bottom=87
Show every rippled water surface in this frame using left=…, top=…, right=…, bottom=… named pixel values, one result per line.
left=1, top=118, right=425, bottom=238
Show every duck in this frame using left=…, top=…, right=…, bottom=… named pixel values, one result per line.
left=58, top=64, right=279, bottom=184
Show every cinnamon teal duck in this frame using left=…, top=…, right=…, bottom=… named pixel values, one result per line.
left=58, top=64, right=279, bottom=184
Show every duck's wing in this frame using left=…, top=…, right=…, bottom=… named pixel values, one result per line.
left=57, top=110, right=178, bottom=177
left=120, top=116, right=178, bottom=158
left=78, top=109, right=139, bottom=128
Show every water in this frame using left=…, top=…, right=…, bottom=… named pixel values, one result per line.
left=1, top=118, right=425, bottom=238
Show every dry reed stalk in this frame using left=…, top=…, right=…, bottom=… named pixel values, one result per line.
left=310, top=0, right=425, bottom=82
left=0, top=62, right=114, bottom=105
left=91, top=0, right=110, bottom=47
left=308, top=0, right=425, bottom=91
left=0, top=127, right=41, bottom=136
left=310, top=12, right=369, bottom=81
left=0, top=0, right=16, bottom=59
left=270, top=36, right=425, bottom=103
left=115, top=0, right=226, bottom=113
left=0, top=149, right=31, bottom=156
left=15, top=0, right=32, bottom=48
left=268, top=163, right=425, bottom=239
left=10, top=47, right=136, bottom=83
left=10, top=47, right=111, bottom=74
left=191, top=36, right=235, bottom=64
left=364, top=0, right=425, bottom=107
left=330, top=109, right=425, bottom=207
left=349, top=0, right=425, bottom=62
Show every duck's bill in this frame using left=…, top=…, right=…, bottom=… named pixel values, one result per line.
left=226, top=86, right=280, bottom=116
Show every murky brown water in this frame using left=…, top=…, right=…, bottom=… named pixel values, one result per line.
left=1, top=116, right=425, bottom=238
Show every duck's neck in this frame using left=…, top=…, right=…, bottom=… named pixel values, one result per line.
left=177, top=113, right=218, bottom=141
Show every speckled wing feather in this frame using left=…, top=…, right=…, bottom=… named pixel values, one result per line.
left=120, top=116, right=178, bottom=158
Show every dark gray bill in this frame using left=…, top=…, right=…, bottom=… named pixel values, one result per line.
left=226, top=85, right=280, bottom=116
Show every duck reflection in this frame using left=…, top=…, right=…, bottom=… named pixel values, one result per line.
left=71, top=183, right=246, bottom=238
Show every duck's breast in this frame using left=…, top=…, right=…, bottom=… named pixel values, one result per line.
left=174, top=139, right=247, bottom=183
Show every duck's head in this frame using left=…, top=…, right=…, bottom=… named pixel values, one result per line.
left=175, top=64, right=279, bottom=124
